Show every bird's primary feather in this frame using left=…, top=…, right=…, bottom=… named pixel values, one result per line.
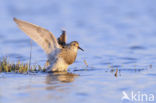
left=57, top=30, right=67, bottom=47
left=13, top=18, right=60, bottom=54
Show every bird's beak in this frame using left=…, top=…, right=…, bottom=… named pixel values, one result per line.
left=78, top=46, right=84, bottom=51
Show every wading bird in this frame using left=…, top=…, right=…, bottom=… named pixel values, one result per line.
left=13, top=18, right=84, bottom=72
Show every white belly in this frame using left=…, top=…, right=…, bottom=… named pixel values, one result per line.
left=51, top=57, right=69, bottom=72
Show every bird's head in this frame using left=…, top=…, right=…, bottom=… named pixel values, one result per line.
left=69, top=41, right=84, bottom=52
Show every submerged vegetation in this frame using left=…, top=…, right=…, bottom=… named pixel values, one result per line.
left=0, top=57, right=46, bottom=73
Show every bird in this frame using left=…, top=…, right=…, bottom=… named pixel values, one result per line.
left=13, top=18, right=84, bottom=72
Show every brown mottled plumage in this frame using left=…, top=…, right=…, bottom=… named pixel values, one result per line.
left=13, top=18, right=84, bottom=72
left=59, top=41, right=79, bottom=65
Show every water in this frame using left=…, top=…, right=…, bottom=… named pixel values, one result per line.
left=0, top=0, right=156, bottom=103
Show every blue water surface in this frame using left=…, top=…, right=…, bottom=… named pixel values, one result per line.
left=0, top=0, right=156, bottom=103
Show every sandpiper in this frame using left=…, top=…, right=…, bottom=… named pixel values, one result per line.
left=13, top=18, right=84, bottom=72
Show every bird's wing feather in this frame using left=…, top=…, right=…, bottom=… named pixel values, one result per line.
left=57, top=30, right=67, bottom=47
left=13, top=18, right=60, bottom=54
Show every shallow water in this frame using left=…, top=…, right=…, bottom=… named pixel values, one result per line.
left=0, top=0, right=156, bottom=103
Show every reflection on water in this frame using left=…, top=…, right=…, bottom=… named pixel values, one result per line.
left=46, top=72, right=79, bottom=84
left=45, top=72, right=78, bottom=90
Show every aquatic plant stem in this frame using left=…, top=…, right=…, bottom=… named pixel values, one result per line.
left=28, top=40, right=32, bottom=74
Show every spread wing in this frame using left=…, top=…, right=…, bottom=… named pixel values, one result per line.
left=13, top=18, right=60, bottom=54
left=57, top=30, right=67, bottom=47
